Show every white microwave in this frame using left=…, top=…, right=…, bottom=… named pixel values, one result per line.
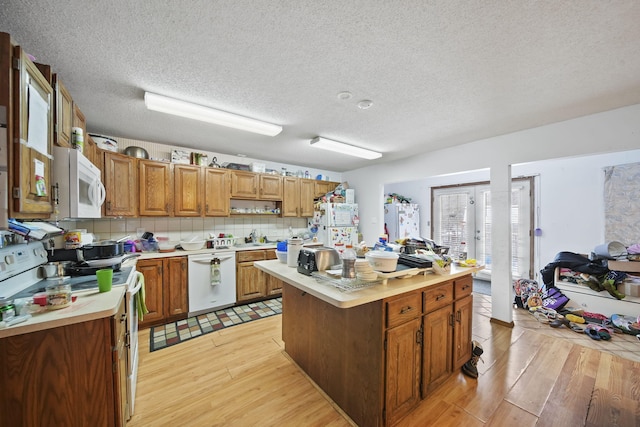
left=53, top=146, right=105, bottom=218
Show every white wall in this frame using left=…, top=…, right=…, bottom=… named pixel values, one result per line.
left=384, top=150, right=640, bottom=281
left=345, top=103, right=640, bottom=322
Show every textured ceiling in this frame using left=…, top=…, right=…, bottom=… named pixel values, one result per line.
left=2, top=1, right=640, bottom=172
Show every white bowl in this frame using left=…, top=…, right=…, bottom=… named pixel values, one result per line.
left=180, top=240, right=205, bottom=251
left=275, top=250, right=287, bottom=263
left=365, top=251, right=399, bottom=272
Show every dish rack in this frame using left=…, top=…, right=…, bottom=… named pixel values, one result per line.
left=311, top=272, right=384, bottom=292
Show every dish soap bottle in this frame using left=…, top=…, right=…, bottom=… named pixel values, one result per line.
left=210, top=258, right=221, bottom=286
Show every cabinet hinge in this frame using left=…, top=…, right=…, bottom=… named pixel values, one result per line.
left=12, top=57, right=20, bottom=70
left=12, top=187, right=21, bottom=199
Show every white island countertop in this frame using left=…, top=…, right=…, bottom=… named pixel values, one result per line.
left=255, top=260, right=483, bottom=308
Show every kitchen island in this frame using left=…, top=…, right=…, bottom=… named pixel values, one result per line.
left=255, top=260, right=482, bottom=427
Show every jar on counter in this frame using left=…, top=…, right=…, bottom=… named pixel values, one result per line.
left=46, top=283, right=72, bottom=310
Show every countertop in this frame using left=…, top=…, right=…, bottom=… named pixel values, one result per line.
left=0, top=268, right=137, bottom=339
left=255, top=260, right=483, bottom=308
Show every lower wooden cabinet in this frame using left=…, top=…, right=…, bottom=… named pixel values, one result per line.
left=0, top=297, right=128, bottom=426
left=138, top=256, right=188, bottom=328
left=236, top=249, right=279, bottom=302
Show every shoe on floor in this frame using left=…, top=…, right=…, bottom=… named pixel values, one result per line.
left=461, top=340, right=484, bottom=379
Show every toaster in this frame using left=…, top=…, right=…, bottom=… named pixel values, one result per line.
left=297, top=247, right=340, bottom=276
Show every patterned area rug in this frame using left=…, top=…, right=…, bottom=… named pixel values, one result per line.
left=150, top=297, right=282, bottom=352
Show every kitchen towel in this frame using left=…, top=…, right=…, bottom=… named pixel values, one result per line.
left=136, top=271, right=149, bottom=321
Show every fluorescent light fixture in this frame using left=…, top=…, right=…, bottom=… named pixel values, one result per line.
left=309, top=137, right=382, bottom=160
left=144, top=92, right=282, bottom=136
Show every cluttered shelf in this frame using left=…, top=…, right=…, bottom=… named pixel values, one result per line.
left=554, top=267, right=640, bottom=316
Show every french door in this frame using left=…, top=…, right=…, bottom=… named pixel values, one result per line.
left=431, top=178, right=533, bottom=281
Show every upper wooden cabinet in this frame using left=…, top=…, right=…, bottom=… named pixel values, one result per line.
left=282, top=177, right=315, bottom=217
left=103, top=151, right=137, bottom=216
left=4, top=38, right=55, bottom=218
left=139, top=159, right=172, bottom=216
left=259, top=174, right=282, bottom=200
left=204, top=168, right=229, bottom=216
left=174, top=164, right=203, bottom=216
left=230, top=170, right=282, bottom=200
left=52, top=74, right=73, bottom=148
left=314, top=180, right=340, bottom=198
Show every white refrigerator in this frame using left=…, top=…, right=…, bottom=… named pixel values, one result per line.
left=314, top=203, right=359, bottom=248
left=384, top=203, right=420, bottom=242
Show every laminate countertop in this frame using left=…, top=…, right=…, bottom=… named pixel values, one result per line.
left=0, top=265, right=138, bottom=339
left=255, top=260, right=483, bottom=308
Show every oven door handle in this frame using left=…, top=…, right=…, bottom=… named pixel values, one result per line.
left=128, top=280, right=143, bottom=296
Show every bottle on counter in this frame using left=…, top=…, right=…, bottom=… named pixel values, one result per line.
left=341, top=245, right=357, bottom=282
left=459, top=241, right=467, bottom=261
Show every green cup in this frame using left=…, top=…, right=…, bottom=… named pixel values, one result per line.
left=96, top=268, right=113, bottom=293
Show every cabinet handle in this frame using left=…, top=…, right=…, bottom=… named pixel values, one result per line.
left=436, top=294, right=446, bottom=301
left=456, top=310, right=461, bottom=322
left=120, top=313, right=127, bottom=323
left=400, top=306, right=413, bottom=314
left=462, top=285, right=470, bottom=290
left=449, top=313, right=454, bottom=326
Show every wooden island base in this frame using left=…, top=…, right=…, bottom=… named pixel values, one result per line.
left=257, top=261, right=478, bottom=427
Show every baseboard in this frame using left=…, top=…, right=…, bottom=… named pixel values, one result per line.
left=490, top=317, right=515, bottom=328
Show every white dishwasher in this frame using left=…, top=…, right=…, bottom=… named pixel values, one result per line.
left=188, top=251, right=237, bottom=316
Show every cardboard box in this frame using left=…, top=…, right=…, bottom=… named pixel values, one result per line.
left=251, top=162, right=266, bottom=173
left=608, top=260, right=640, bottom=273
left=345, top=188, right=355, bottom=203
left=618, top=280, right=640, bottom=297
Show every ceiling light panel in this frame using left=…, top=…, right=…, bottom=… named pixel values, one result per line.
left=310, top=137, right=382, bottom=160
left=144, top=92, right=282, bottom=136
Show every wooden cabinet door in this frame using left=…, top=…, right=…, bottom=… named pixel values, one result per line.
left=139, top=159, right=172, bottom=216
left=265, top=249, right=282, bottom=296
left=204, top=168, right=229, bottom=216
left=453, top=294, right=473, bottom=370
left=104, top=151, right=137, bottom=216
left=73, top=103, right=86, bottom=154
left=281, top=176, right=299, bottom=217
left=52, top=74, right=73, bottom=148
left=266, top=275, right=283, bottom=296
left=314, top=180, right=339, bottom=198
left=163, top=257, right=188, bottom=317
left=385, top=317, right=422, bottom=426
left=137, top=259, right=164, bottom=328
left=259, top=174, right=282, bottom=200
left=237, top=262, right=266, bottom=302
left=84, top=134, right=98, bottom=166
left=299, top=178, right=315, bottom=217
left=422, top=305, right=453, bottom=396
left=174, top=164, right=202, bottom=216
left=230, top=170, right=258, bottom=198
left=11, top=45, right=54, bottom=217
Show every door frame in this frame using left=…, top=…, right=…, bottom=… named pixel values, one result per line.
left=430, top=176, right=535, bottom=280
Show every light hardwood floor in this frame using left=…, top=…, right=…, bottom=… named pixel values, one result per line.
left=129, top=294, right=640, bottom=426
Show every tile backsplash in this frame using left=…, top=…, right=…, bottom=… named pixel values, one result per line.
left=53, top=216, right=309, bottom=246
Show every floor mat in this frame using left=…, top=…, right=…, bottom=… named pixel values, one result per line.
left=150, top=297, right=282, bottom=352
